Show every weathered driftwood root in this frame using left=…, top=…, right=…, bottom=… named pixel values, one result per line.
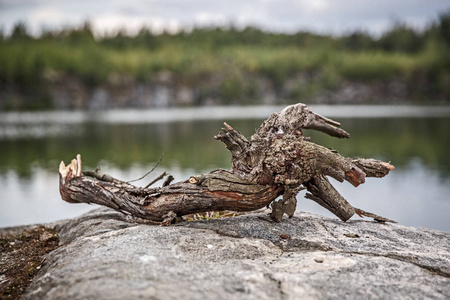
left=60, top=160, right=282, bottom=223
left=59, top=103, right=395, bottom=224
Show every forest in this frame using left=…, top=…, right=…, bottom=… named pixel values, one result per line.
left=0, top=11, right=449, bottom=110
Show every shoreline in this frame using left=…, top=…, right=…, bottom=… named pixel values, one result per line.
left=1, top=104, right=450, bottom=126
left=2, top=75, right=448, bottom=112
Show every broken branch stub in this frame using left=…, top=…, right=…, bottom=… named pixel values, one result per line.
left=59, top=103, right=395, bottom=224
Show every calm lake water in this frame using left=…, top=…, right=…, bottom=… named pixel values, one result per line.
left=1, top=105, right=449, bottom=231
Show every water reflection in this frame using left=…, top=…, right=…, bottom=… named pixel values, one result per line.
left=0, top=106, right=449, bottom=230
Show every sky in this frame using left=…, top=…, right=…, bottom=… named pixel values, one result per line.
left=0, top=0, right=449, bottom=36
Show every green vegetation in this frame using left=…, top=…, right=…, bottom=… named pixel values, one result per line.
left=1, top=12, right=449, bottom=109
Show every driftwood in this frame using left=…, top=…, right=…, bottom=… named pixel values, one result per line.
left=59, top=103, right=395, bottom=224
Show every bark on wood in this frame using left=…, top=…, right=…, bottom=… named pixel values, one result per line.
left=59, top=103, right=395, bottom=224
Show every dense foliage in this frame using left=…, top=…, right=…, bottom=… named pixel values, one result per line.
left=0, top=12, right=449, bottom=109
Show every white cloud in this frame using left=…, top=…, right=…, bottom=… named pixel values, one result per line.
left=294, top=0, right=329, bottom=12
left=29, top=7, right=67, bottom=24
left=194, top=11, right=228, bottom=27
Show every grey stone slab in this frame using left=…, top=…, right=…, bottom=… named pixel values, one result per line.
left=22, top=208, right=450, bottom=300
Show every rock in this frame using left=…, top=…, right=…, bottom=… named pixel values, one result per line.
left=23, top=208, right=450, bottom=300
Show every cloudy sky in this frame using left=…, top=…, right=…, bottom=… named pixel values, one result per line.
left=1, top=0, right=449, bottom=36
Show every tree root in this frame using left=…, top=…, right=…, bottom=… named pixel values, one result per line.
left=59, top=103, right=395, bottom=224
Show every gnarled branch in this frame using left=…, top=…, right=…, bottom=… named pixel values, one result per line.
left=59, top=103, right=395, bottom=224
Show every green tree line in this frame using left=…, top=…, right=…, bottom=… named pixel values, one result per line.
left=0, top=11, right=449, bottom=109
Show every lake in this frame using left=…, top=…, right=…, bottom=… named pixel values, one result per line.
left=1, top=105, right=449, bottom=231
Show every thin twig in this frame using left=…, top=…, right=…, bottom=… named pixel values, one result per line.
left=144, top=172, right=167, bottom=189
left=355, top=208, right=397, bottom=223
left=127, top=152, right=166, bottom=184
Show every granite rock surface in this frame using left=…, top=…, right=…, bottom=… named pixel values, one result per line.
left=23, top=208, right=450, bottom=300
